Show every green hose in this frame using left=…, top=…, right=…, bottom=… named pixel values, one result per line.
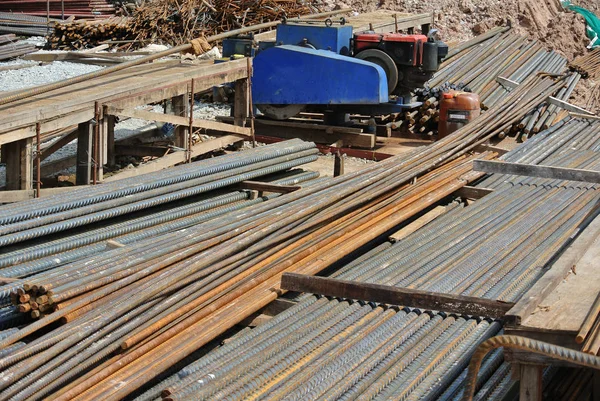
left=562, top=0, right=600, bottom=48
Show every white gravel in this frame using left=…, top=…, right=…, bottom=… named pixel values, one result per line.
left=0, top=61, right=103, bottom=92
left=18, top=36, right=47, bottom=47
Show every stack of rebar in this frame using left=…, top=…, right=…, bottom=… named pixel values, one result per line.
left=0, top=39, right=35, bottom=60
left=431, top=30, right=568, bottom=109
left=0, top=0, right=116, bottom=19
left=406, top=27, right=569, bottom=138
left=0, top=12, right=54, bottom=36
left=514, top=72, right=581, bottom=141
left=142, top=115, right=600, bottom=401
left=576, top=293, right=600, bottom=355
left=0, top=74, right=572, bottom=400
left=569, top=47, right=600, bottom=79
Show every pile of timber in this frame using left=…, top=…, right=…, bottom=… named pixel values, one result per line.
left=49, top=0, right=321, bottom=49
left=50, top=16, right=130, bottom=50
left=0, top=34, right=35, bottom=60
left=569, top=47, right=600, bottom=79
left=0, top=0, right=116, bottom=20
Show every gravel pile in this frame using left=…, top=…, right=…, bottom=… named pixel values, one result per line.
left=0, top=61, right=103, bottom=92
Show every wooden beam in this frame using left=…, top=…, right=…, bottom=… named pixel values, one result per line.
left=218, top=116, right=375, bottom=149
left=520, top=365, right=543, bottom=401
left=106, top=106, right=252, bottom=137
left=114, top=144, right=169, bottom=158
left=473, top=160, right=600, bottom=184
left=454, top=185, right=494, bottom=200
left=76, top=122, right=93, bottom=185
left=547, top=96, right=594, bottom=115
left=2, top=139, right=32, bottom=190
left=40, top=129, right=78, bottom=162
left=233, top=78, right=249, bottom=127
left=239, top=181, right=301, bottom=193
left=473, top=143, right=509, bottom=156
left=280, top=273, right=514, bottom=319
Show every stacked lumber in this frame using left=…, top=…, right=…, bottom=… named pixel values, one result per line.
left=0, top=34, right=35, bottom=60
left=50, top=16, right=130, bottom=49
left=0, top=0, right=116, bottom=19
left=569, top=47, right=600, bottom=79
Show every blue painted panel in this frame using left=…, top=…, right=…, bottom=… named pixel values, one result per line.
left=275, top=24, right=353, bottom=54
left=253, top=45, right=389, bottom=105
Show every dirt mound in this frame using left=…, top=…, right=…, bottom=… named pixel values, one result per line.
left=333, top=0, right=600, bottom=60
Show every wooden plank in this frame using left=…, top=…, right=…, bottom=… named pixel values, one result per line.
left=20, top=138, right=33, bottom=191
left=2, top=141, right=21, bottom=190
left=473, top=143, right=510, bottom=156
left=0, top=60, right=249, bottom=139
left=102, top=134, right=245, bottom=182
left=76, top=122, right=92, bottom=185
left=454, top=185, right=494, bottom=200
left=239, top=181, right=301, bottom=193
left=547, top=96, right=594, bottom=115
left=171, top=94, right=188, bottom=149
left=114, top=145, right=169, bottom=158
left=280, top=273, right=514, bottom=318
left=473, top=160, right=600, bottom=184
left=506, top=212, right=600, bottom=326
left=233, top=78, right=249, bottom=127
left=106, top=106, right=252, bottom=136
left=219, top=116, right=375, bottom=149
left=520, top=365, right=543, bottom=401
left=40, top=129, right=78, bottom=162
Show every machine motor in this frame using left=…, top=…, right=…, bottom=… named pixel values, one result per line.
left=353, top=31, right=448, bottom=96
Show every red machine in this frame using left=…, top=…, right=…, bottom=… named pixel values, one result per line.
left=353, top=31, right=447, bottom=96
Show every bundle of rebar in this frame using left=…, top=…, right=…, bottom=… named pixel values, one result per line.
left=147, top=116, right=600, bottom=401
left=576, top=293, right=600, bottom=355
left=569, top=47, right=600, bottom=79
left=0, top=74, right=570, bottom=400
left=514, top=72, right=581, bottom=141
left=0, top=11, right=55, bottom=36
left=432, top=30, right=567, bottom=109
left=0, top=0, right=115, bottom=19
left=412, top=28, right=569, bottom=138
left=0, top=40, right=35, bottom=60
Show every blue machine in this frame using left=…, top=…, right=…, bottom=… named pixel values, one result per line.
left=253, top=21, right=413, bottom=121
